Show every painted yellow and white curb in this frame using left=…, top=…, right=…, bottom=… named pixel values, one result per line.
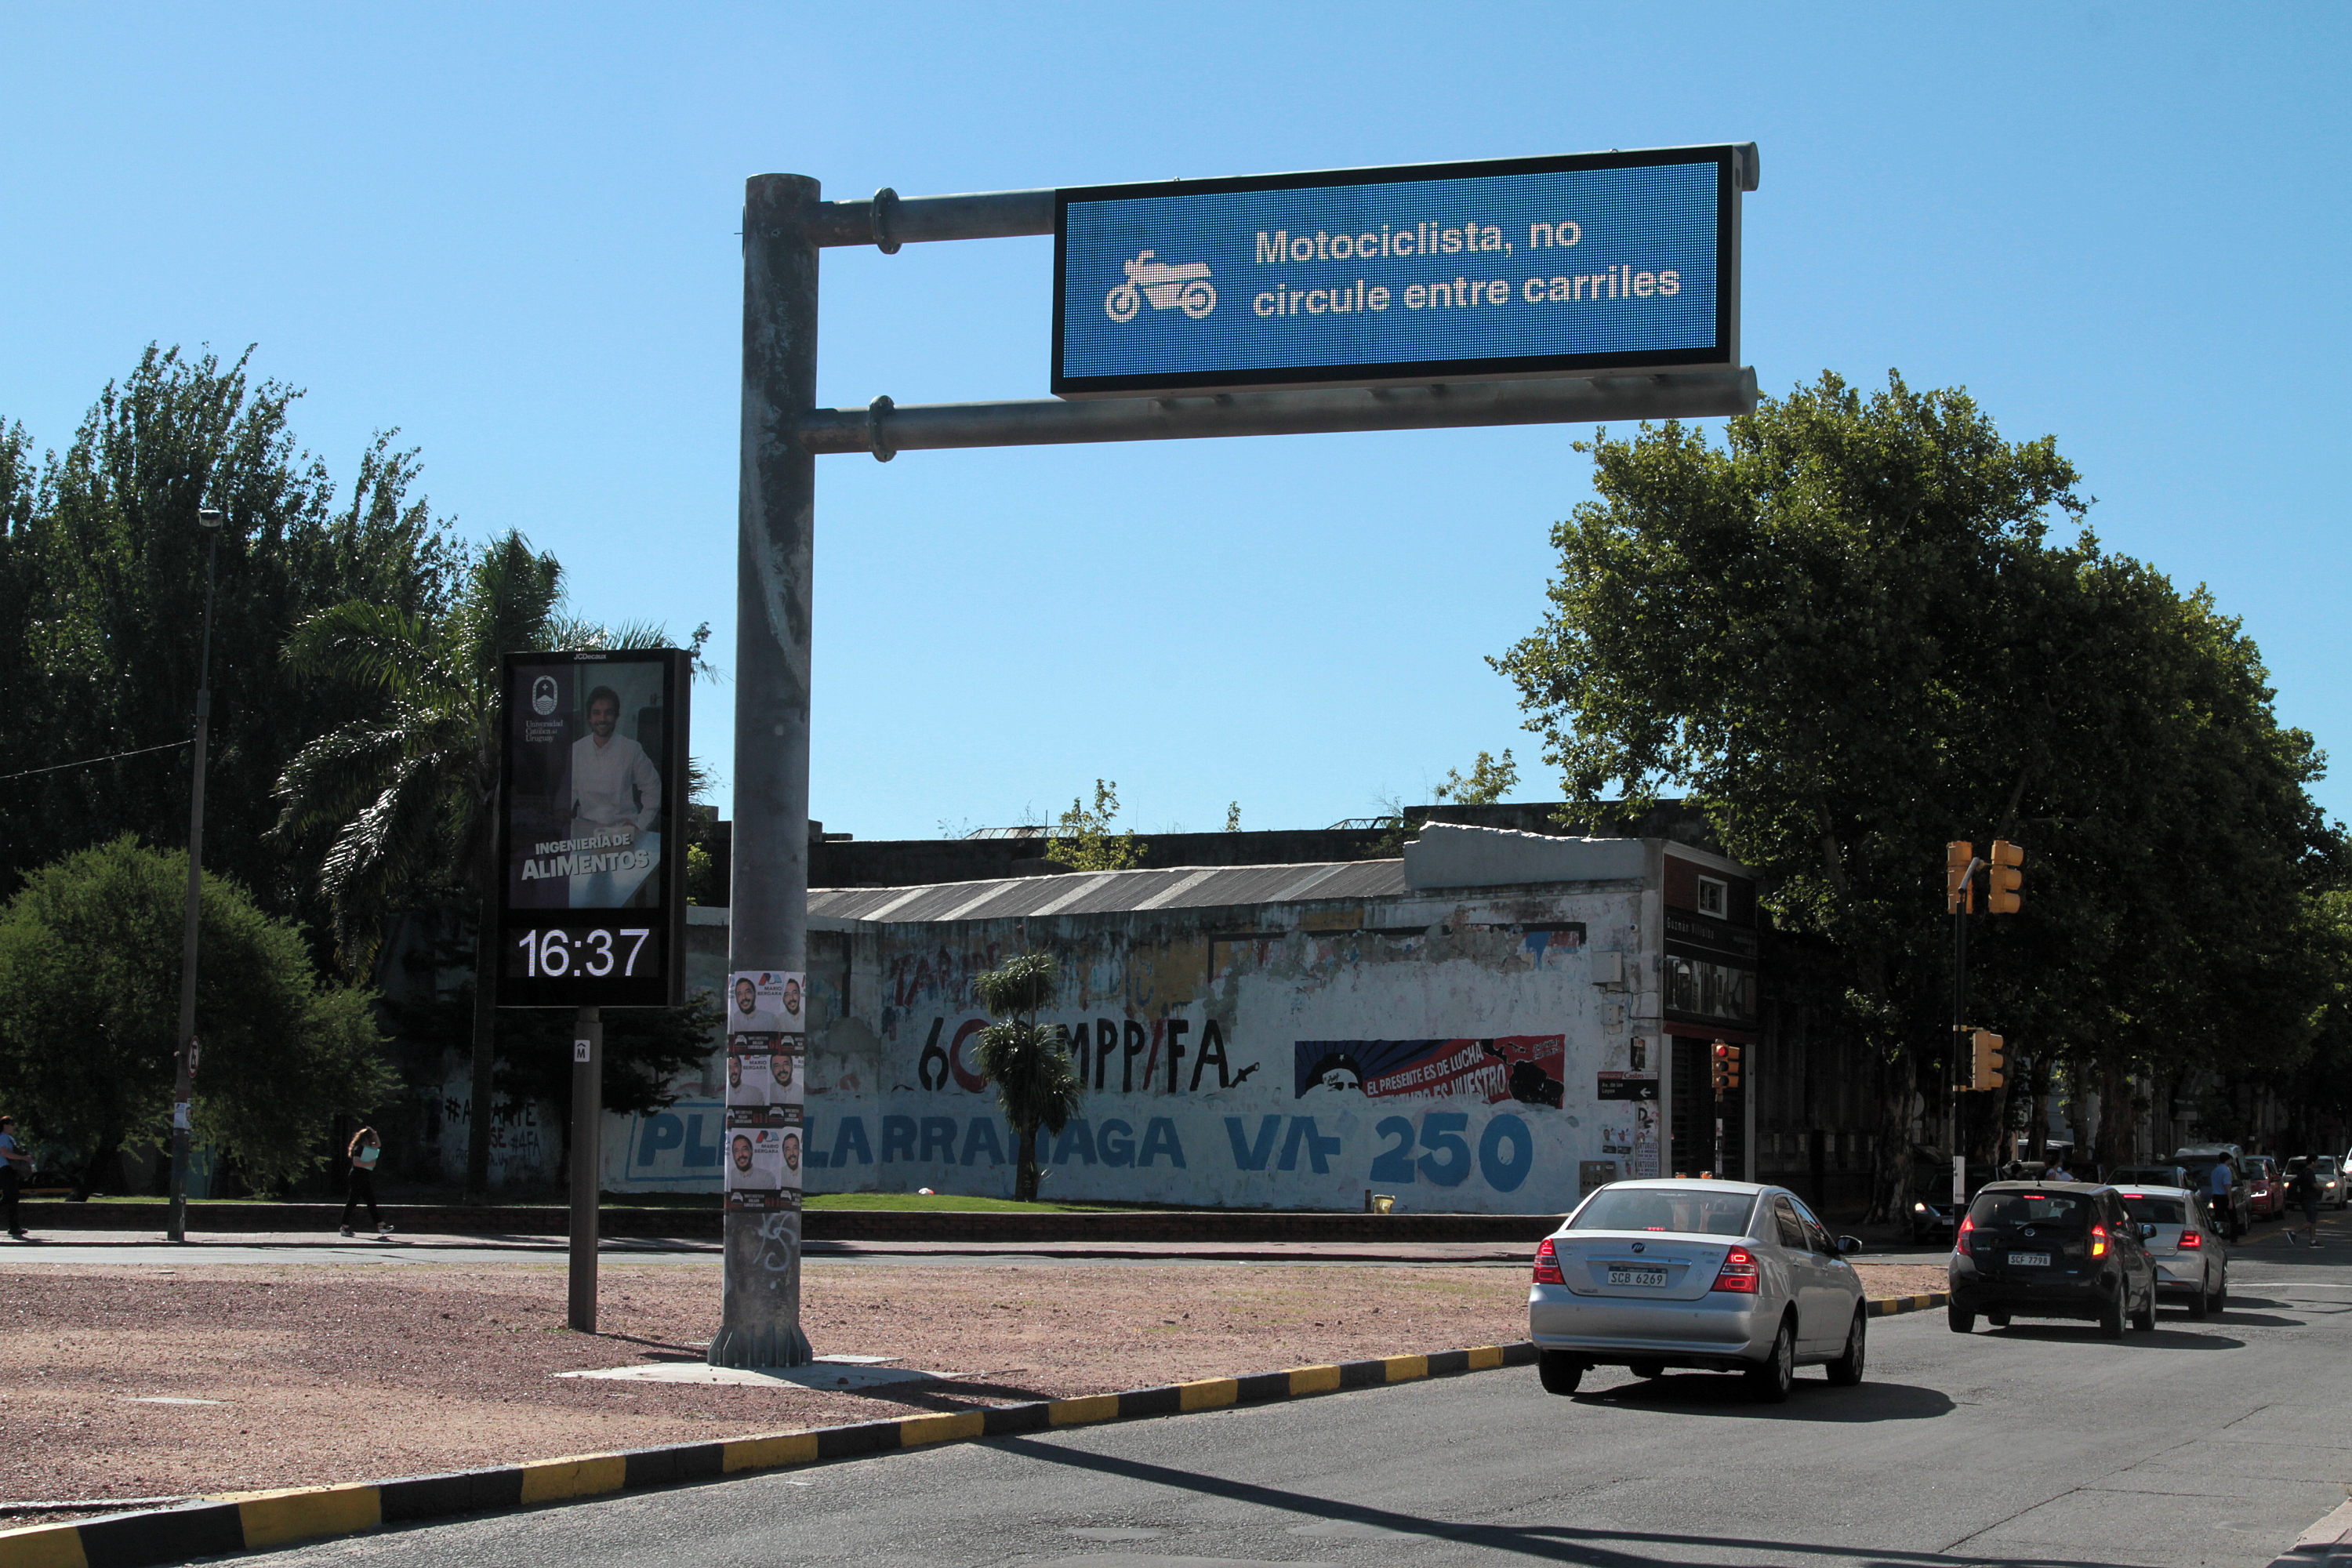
left=1, top=1301, right=1949, bottom=1567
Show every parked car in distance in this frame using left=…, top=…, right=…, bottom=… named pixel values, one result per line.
left=1908, top=1163, right=2001, bottom=1243
left=2117, top=1186, right=2227, bottom=1318
left=2110, top=1164, right=2194, bottom=1192
left=2239, top=1161, right=2277, bottom=1222
left=2242, top=1156, right=2284, bottom=1221
left=2286, top=1156, right=2347, bottom=1211
left=1948, top=1181, right=2161, bottom=1338
left=2172, top=1151, right=2250, bottom=1240
left=1528, top=1179, right=1868, bottom=1404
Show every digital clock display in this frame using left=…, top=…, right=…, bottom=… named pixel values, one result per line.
left=500, top=924, right=669, bottom=1007
left=493, top=644, right=689, bottom=1010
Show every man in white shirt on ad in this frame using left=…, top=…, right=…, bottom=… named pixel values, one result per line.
left=569, top=684, right=662, bottom=907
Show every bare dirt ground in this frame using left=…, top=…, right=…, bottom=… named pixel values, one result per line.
left=0, top=1258, right=1944, bottom=1525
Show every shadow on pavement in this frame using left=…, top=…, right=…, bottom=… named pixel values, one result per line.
left=1984, top=1324, right=2246, bottom=1349
left=1577, top=1374, right=1954, bottom=1421
left=989, top=1434, right=2149, bottom=1568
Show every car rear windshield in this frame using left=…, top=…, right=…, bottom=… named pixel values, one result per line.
left=1569, top=1187, right=1758, bottom=1236
left=1969, top=1192, right=2092, bottom=1229
left=2111, top=1167, right=2179, bottom=1185
left=2120, top=1195, right=2189, bottom=1225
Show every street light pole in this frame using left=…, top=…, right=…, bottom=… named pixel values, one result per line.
left=166, top=506, right=225, bottom=1243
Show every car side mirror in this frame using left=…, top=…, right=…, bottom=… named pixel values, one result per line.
left=2138, top=1223, right=2158, bottom=1240
left=1838, top=1236, right=1863, bottom=1255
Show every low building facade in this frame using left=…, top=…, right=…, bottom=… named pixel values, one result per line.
left=607, top=823, right=1760, bottom=1213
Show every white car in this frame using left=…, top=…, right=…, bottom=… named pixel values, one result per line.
left=2117, top=1184, right=2227, bottom=1316
left=1528, top=1178, right=1867, bottom=1403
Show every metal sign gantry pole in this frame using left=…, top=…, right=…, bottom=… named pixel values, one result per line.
left=714, top=172, right=1757, bottom=1368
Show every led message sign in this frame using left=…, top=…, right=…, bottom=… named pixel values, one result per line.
left=495, top=648, right=689, bottom=1009
left=1054, top=145, right=1745, bottom=397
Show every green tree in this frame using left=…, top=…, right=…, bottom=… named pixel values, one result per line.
left=974, top=953, right=1084, bottom=1201
left=1434, top=749, right=1519, bottom=807
left=274, top=541, right=704, bottom=1198
left=1046, top=779, right=1145, bottom=872
left=1496, top=371, right=2336, bottom=1215
left=0, top=346, right=456, bottom=923
left=0, top=837, right=391, bottom=1193
left=274, top=533, right=572, bottom=1198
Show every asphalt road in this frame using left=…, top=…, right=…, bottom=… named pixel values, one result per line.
left=248, top=1242, right=2352, bottom=1568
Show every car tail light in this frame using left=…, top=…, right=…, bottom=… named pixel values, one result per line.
left=1956, top=1213, right=1975, bottom=1256
left=2180, top=1229, right=2202, bottom=1249
left=2090, top=1222, right=2109, bottom=1258
left=1532, top=1237, right=1564, bottom=1286
left=1712, top=1247, right=1760, bottom=1294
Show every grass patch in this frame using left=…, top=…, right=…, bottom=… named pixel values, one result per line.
left=802, top=1192, right=1122, bottom=1214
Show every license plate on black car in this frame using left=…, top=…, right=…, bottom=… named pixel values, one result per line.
left=2009, top=1250, right=2051, bottom=1268
left=1607, top=1266, right=1668, bottom=1287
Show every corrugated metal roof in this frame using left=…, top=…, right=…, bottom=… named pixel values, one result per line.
left=808, top=858, right=1411, bottom=926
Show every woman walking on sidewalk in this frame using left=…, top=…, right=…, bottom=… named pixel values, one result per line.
left=339, top=1127, right=393, bottom=1238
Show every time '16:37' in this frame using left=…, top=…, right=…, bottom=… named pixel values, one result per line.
left=516, top=928, right=651, bottom=978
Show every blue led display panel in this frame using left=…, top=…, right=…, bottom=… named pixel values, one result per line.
left=1054, top=146, right=1741, bottom=397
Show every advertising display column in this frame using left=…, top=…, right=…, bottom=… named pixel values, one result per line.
left=495, top=647, right=688, bottom=1332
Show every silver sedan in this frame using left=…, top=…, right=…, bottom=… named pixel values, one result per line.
left=1527, top=1178, right=1867, bottom=1403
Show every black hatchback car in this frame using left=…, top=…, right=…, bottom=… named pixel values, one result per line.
left=1947, top=1181, right=2160, bottom=1338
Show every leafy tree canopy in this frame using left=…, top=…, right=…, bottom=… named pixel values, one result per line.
left=1434, top=750, right=1519, bottom=807
left=1047, top=780, right=1145, bottom=873
left=0, top=346, right=457, bottom=927
left=0, top=837, right=392, bottom=1191
left=1497, top=371, right=2340, bottom=1203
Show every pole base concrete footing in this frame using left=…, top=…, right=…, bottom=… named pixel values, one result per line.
left=707, top=1322, right=814, bottom=1370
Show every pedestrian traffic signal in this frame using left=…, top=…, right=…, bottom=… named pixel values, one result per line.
left=1946, top=841, right=1975, bottom=913
left=1986, top=840, right=2024, bottom=915
left=1711, top=1041, right=1742, bottom=1093
left=1970, top=1029, right=2005, bottom=1091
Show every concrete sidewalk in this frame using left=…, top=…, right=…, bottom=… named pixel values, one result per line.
left=0, top=1230, right=1535, bottom=1266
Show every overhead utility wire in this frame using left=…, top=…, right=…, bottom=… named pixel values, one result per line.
left=0, top=739, right=193, bottom=784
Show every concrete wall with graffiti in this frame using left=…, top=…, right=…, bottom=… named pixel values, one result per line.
left=608, top=879, right=1666, bottom=1214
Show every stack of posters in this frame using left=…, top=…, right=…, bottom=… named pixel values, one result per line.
left=724, top=970, right=804, bottom=1212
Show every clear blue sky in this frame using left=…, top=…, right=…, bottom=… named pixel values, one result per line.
left=5, top=5, right=2346, bottom=840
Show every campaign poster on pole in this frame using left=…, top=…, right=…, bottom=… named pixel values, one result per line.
left=725, top=971, right=804, bottom=1211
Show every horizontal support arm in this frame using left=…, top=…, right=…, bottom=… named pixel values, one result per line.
left=797, top=368, right=1759, bottom=457
left=805, top=187, right=1055, bottom=249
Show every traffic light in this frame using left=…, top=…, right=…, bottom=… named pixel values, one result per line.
left=1711, top=1041, right=1742, bottom=1093
left=1969, top=1029, right=2005, bottom=1091
left=1946, top=841, right=1975, bottom=913
left=1986, top=839, right=2024, bottom=915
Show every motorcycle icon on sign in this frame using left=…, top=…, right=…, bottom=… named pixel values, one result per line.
left=1104, top=251, right=1217, bottom=322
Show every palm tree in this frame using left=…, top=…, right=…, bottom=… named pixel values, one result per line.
left=274, top=532, right=657, bottom=1197
left=975, top=953, right=1085, bottom=1202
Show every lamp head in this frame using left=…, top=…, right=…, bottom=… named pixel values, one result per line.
left=196, top=506, right=225, bottom=531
